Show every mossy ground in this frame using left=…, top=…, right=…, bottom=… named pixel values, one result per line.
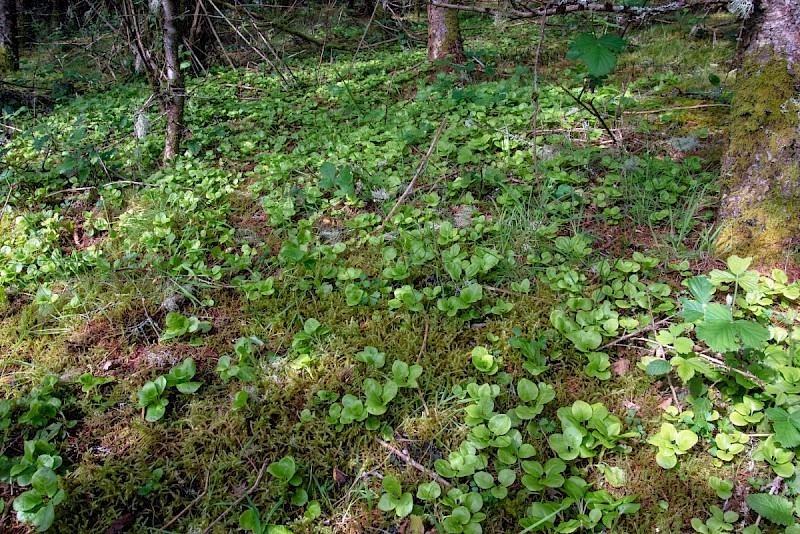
left=0, top=10, right=794, bottom=534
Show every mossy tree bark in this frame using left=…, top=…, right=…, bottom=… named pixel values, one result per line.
left=427, top=2, right=464, bottom=63
left=0, top=0, right=19, bottom=73
left=718, top=0, right=800, bottom=261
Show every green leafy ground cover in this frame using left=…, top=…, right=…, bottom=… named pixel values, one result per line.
left=1, top=12, right=800, bottom=534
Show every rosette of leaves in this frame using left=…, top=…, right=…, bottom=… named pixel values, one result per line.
left=471, top=346, right=500, bottom=375
left=550, top=401, right=632, bottom=461
left=647, top=423, right=698, bottom=469
left=12, top=465, right=65, bottom=532
left=377, top=475, right=413, bottom=518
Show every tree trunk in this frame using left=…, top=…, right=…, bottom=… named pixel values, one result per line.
left=718, top=0, right=800, bottom=261
left=161, top=0, right=186, bottom=162
left=0, top=0, right=19, bottom=73
left=427, top=2, right=464, bottom=63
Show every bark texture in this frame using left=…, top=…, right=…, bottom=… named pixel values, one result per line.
left=161, top=0, right=185, bottom=162
left=0, top=0, right=18, bottom=72
left=427, top=3, right=464, bottom=63
left=718, top=0, right=800, bottom=261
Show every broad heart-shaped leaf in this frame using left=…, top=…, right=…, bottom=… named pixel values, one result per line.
left=765, top=408, right=800, bottom=448
left=567, top=32, right=625, bottom=77
left=517, top=378, right=538, bottom=403
left=267, top=456, right=296, bottom=481
left=655, top=450, right=677, bottom=469
left=745, top=493, right=796, bottom=526
left=687, top=276, right=714, bottom=304
left=488, top=414, right=512, bottom=436
left=696, top=303, right=738, bottom=352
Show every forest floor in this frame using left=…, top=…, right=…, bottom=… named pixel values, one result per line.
left=1, top=10, right=799, bottom=534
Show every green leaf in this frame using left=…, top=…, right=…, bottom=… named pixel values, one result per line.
left=461, top=283, right=483, bottom=304
left=232, top=390, right=249, bottom=410
left=473, top=471, right=494, bottom=489
left=734, top=320, right=769, bottom=348
left=688, top=276, right=715, bottom=304
left=382, top=474, right=402, bottom=498
left=696, top=303, right=738, bottom=352
left=377, top=492, right=397, bottom=512
left=567, top=33, right=626, bottom=77
left=395, top=492, right=413, bottom=517
left=745, top=494, right=795, bottom=526
left=765, top=408, right=800, bottom=449
left=31, top=468, right=58, bottom=497
left=176, top=381, right=202, bottom=394
left=572, top=400, right=593, bottom=422
left=239, top=509, right=259, bottom=531
left=726, top=255, right=752, bottom=276
left=303, top=318, right=321, bottom=334
left=32, top=502, right=55, bottom=531
left=13, top=490, right=42, bottom=513
left=488, top=414, right=511, bottom=436
left=566, top=329, right=602, bottom=352
left=145, top=399, right=168, bottom=422
left=416, top=481, right=441, bottom=501
left=267, top=456, right=297, bottom=481
left=646, top=359, right=672, bottom=376
left=517, top=378, right=538, bottom=403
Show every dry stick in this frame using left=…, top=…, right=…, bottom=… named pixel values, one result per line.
left=599, top=314, right=676, bottom=350
left=377, top=439, right=451, bottom=488
left=379, top=118, right=448, bottom=231
left=202, top=458, right=270, bottom=533
left=162, top=461, right=212, bottom=530
left=530, top=11, right=547, bottom=178
left=623, top=103, right=730, bottom=114
left=558, top=84, right=617, bottom=144
left=350, top=0, right=381, bottom=71
left=698, top=352, right=766, bottom=388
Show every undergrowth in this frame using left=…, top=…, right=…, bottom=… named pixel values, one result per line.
left=1, top=10, right=799, bottom=534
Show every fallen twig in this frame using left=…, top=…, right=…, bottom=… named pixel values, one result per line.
left=378, top=118, right=448, bottom=231
left=599, top=314, right=676, bottom=350
left=623, top=103, right=730, bottom=115
left=162, top=461, right=212, bottom=530
left=202, top=458, right=269, bottom=533
left=377, top=438, right=451, bottom=487
left=698, top=352, right=766, bottom=388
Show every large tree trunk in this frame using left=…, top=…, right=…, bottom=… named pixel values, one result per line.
left=718, top=0, right=800, bottom=261
left=161, top=0, right=185, bottom=162
left=427, top=3, right=464, bottom=63
left=0, top=0, right=19, bottom=73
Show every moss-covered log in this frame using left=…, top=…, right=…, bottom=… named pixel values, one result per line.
left=718, top=0, right=800, bottom=262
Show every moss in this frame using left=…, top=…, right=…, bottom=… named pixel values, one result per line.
left=0, top=46, right=14, bottom=74
left=717, top=55, right=800, bottom=262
